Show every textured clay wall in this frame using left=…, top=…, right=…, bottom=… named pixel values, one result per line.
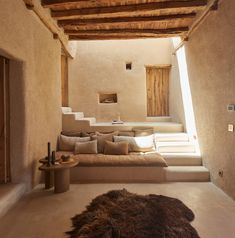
left=185, top=0, right=235, bottom=198
left=0, top=0, right=62, bottom=189
left=69, top=39, right=184, bottom=122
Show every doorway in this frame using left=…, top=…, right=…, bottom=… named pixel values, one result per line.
left=146, top=65, right=170, bottom=117
left=0, top=56, right=10, bottom=183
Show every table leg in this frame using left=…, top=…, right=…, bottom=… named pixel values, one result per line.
left=54, top=168, right=70, bottom=193
left=44, top=171, right=54, bottom=189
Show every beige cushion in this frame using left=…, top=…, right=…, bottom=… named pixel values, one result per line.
left=59, top=135, right=90, bottom=151
left=81, top=132, right=95, bottom=137
left=104, top=141, right=129, bottom=155
left=118, top=131, right=135, bottom=137
left=74, top=140, right=98, bottom=154
left=55, top=151, right=168, bottom=167
left=114, top=135, right=155, bottom=152
left=92, top=131, right=118, bottom=153
left=96, top=131, right=119, bottom=136
left=133, top=127, right=154, bottom=137
left=61, top=131, right=81, bottom=137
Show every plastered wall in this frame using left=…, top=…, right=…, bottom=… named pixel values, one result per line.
left=0, top=0, right=62, bottom=189
left=69, top=39, right=185, bottom=123
left=185, top=0, right=235, bottom=198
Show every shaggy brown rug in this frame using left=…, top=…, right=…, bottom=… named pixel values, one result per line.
left=67, top=189, right=200, bottom=238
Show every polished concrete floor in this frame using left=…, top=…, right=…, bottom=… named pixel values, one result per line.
left=0, top=182, right=235, bottom=238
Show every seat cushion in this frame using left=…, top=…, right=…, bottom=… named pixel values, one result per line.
left=56, top=151, right=167, bottom=167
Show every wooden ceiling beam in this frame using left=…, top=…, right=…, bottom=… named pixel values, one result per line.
left=51, top=0, right=207, bottom=20
left=58, top=13, right=196, bottom=27
left=69, top=33, right=185, bottom=40
left=65, top=27, right=189, bottom=35
left=42, top=0, right=89, bottom=7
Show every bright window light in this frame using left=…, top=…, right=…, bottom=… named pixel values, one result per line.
left=172, top=37, right=200, bottom=155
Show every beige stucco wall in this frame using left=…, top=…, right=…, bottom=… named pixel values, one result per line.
left=0, top=0, right=62, bottom=189
left=69, top=39, right=185, bottom=123
left=185, top=0, right=235, bottom=198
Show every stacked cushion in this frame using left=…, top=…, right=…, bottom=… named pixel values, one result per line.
left=91, top=131, right=119, bottom=153
left=113, top=135, right=155, bottom=152
left=59, top=134, right=90, bottom=151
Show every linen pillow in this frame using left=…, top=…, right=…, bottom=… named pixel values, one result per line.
left=61, top=131, right=81, bottom=137
left=59, top=134, right=90, bottom=151
left=74, top=140, right=98, bottom=154
left=91, top=131, right=118, bottom=153
left=114, top=135, right=155, bottom=152
left=118, top=131, right=135, bottom=137
left=132, top=127, right=154, bottom=137
left=104, top=141, right=129, bottom=155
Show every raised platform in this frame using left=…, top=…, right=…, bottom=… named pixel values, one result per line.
left=0, top=183, right=26, bottom=218
left=91, top=122, right=184, bottom=133
left=70, top=166, right=209, bottom=183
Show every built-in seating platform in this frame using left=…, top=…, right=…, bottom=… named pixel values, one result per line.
left=61, top=107, right=210, bottom=183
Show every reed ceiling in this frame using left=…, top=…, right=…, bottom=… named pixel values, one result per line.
left=41, top=0, right=211, bottom=40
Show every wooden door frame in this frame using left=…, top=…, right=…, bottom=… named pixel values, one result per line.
left=61, top=54, right=68, bottom=107
left=0, top=56, right=10, bottom=183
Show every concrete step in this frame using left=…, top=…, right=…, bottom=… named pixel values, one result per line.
left=77, top=117, right=96, bottom=124
left=61, top=107, right=72, bottom=114
left=0, top=183, right=26, bottom=218
left=63, top=112, right=84, bottom=119
left=155, top=133, right=189, bottom=142
left=166, top=166, right=210, bottom=182
left=90, top=122, right=183, bottom=133
left=70, top=166, right=209, bottom=183
left=146, top=117, right=172, bottom=122
left=162, top=153, right=202, bottom=166
left=156, top=141, right=195, bottom=153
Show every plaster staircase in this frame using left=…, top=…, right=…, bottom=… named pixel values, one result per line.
left=62, top=107, right=209, bottom=182
left=62, top=107, right=183, bottom=133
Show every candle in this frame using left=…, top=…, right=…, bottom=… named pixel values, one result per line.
left=47, top=142, right=51, bottom=166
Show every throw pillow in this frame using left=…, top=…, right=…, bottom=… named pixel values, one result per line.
left=74, top=140, right=98, bottom=154
left=133, top=127, right=154, bottom=137
left=118, top=131, right=135, bottom=137
left=91, top=131, right=118, bottom=153
left=59, top=134, right=90, bottom=151
left=104, top=141, right=129, bottom=155
left=114, top=135, right=155, bottom=152
left=61, top=131, right=81, bottom=137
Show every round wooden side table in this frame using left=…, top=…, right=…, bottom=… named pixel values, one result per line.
left=39, top=159, right=78, bottom=193
left=39, top=157, right=61, bottom=189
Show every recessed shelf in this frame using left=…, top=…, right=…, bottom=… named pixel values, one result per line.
left=99, top=93, right=117, bottom=104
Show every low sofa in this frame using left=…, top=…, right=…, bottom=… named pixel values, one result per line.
left=56, top=130, right=168, bottom=182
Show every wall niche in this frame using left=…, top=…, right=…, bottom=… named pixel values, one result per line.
left=99, top=93, right=117, bottom=104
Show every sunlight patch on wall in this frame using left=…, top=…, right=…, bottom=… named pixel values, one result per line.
left=172, top=37, right=200, bottom=155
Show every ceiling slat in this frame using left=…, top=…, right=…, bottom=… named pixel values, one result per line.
left=58, top=12, right=196, bottom=26
left=51, top=0, right=207, bottom=20
left=65, top=27, right=188, bottom=35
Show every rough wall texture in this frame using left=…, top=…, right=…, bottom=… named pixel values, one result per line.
left=69, top=39, right=184, bottom=122
left=185, top=0, right=235, bottom=198
left=0, top=0, right=62, bottom=189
